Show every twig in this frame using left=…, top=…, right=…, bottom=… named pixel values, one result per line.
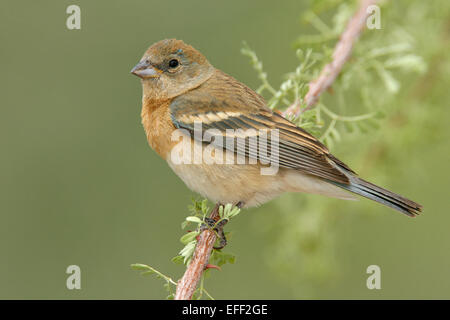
left=283, top=0, right=378, bottom=117
left=174, top=203, right=220, bottom=300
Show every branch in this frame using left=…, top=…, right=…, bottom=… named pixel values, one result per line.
left=175, top=203, right=220, bottom=300
left=283, top=0, right=378, bottom=117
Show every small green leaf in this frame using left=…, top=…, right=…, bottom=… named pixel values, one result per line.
left=343, top=121, right=354, bottom=133
left=384, top=54, right=426, bottom=74
left=210, top=251, right=237, bottom=267
left=330, top=128, right=341, bottom=142
left=179, top=240, right=197, bottom=264
left=357, top=122, right=369, bottom=134
left=374, top=63, right=400, bottom=93
left=366, top=119, right=380, bottom=129
left=181, top=220, right=189, bottom=230
left=201, top=199, right=209, bottom=214
left=163, top=282, right=171, bottom=292
left=186, top=216, right=203, bottom=224
left=130, top=263, right=151, bottom=271
left=228, top=207, right=241, bottom=219
left=180, top=231, right=199, bottom=245
left=374, top=110, right=386, bottom=119
left=171, top=255, right=184, bottom=264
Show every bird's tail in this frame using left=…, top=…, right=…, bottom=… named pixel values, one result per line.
left=331, top=177, right=423, bottom=217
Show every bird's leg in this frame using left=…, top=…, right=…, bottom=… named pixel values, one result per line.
left=200, top=201, right=244, bottom=250
left=212, top=218, right=228, bottom=250
left=201, top=217, right=217, bottom=230
left=198, top=203, right=224, bottom=249
left=235, top=201, right=245, bottom=209
left=200, top=216, right=228, bottom=250
left=200, top=203, right=221, bottom=232
left=212, top=201, right=245, bottom=249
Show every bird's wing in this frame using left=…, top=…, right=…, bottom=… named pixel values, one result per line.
left=169, top=71, right=354, bottom=184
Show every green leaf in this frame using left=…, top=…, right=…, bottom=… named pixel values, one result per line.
left=179, top=240, right=197, bottom=264
left=366, top=119, right=380, bottom=129
left=228, top=207, right=241, bottom=219
left=201, top=199, right=209, bottom=214
left=211, top=251, right=237, bottom=267
left=223, top=203, right=233, bottom=218
left=171, top=255, right=184, bottom=265
left=374, top=63, right=400, bottom=93
left=374, top=110, right=386, bottom=119
left=343, top=121, right=354, bottom=133
left=181, top=220, right=189, bottom=230
left=367, top=43, right=412, bottom=59
left=186, top=216, right=203, bottom=224
left=180, top=231, right=199, bottom=245
left=384, top=54, right=427, bottom=74
left=221, top=252, right=236, bottom=264
left=332, top=3, right=352, bottom=33
left=357, top=122, right=369, bottom=134
left=330, top=128, right=341, bottom=142
left=163, top=282, right=171, bottom=292
left=130, top=263, right=151, bottom=271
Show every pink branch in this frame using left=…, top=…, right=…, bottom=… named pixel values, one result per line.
left=284, top=0, right=378, bottom=117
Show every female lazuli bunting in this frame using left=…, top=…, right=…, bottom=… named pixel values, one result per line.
left=131, top=39, right=422, bottom=217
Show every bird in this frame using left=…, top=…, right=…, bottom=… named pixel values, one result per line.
left=131, top=39, right=422, bottom=218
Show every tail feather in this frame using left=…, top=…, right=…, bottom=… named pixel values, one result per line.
left=331, top=177, right=423, bottom=217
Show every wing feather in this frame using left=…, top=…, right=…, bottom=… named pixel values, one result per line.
left=170, top=70, right=352, bottom=184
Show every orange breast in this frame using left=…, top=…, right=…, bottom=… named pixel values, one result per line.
left=141, top=99, right=178, bottom=159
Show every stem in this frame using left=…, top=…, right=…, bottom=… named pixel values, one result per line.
left=203, top=287, right=215, bottom=300
left=320, top=103, right=375, bottom=121
left=283, top=0, right=378, bottom=117
left=320, top=118, right=337, bottom=141
left=145, top=265, right=178, bottom=286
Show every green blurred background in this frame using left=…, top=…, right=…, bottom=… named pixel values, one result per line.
left=0, top=0, right=449, bottom=299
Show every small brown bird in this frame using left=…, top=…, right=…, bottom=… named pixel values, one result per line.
left=131, top=39, right=422, bottom=217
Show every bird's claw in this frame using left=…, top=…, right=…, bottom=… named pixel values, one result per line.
left=200, top=217, right=228, bottom=250
left=199, top=202, right=244, bottom=250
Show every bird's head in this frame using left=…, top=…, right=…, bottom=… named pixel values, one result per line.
left=131, top=39, right=214, bottom=100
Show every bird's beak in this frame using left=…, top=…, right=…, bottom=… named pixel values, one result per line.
left=130, top=60, right=162, bottom=79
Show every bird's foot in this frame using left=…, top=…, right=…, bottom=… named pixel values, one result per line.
left=201, top=217, right=228, bottom=250
left=199, top=202, right=243, bottom=250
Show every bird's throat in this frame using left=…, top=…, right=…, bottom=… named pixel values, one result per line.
left=140, top=98, right=177, bottom=159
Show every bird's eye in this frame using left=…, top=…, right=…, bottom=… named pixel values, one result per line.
left=169, top=59, right=179, bottom=68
